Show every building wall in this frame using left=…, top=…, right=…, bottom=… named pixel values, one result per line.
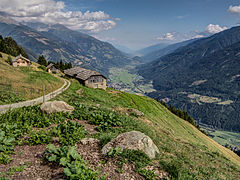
left=12, top=58, right=30, bottom=67
left=84, top=76, right=107, bottom=90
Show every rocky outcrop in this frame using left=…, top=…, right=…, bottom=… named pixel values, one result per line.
left=101, top=131, right=159, bottom=159
left=40, top=101, right=74, bottom=114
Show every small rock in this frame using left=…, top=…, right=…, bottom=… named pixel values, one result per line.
left=101, top=131, right=159, bottom=159
left=127, top=108, right=144, bottom=117
left=40, top=101, right=74, bottom=114
left=76, top=89, right=83, bottom=95
left=80, top=138, right=100, bottom=145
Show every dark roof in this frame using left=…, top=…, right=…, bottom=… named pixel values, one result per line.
left=12, top=54, right=30, bottom=63
left=46, top=63, right=56, bottom=69
left=64, top=67, right=106, bottom=81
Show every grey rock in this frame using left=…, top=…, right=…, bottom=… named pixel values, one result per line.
left=40, top=101, right=74, bottom=114
left=127, top=108, right=144, bottom=117
left=101, top=131, right=159, bottom=159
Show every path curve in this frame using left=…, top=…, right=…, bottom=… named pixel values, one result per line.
left=0, top=77, right=71, bottom=114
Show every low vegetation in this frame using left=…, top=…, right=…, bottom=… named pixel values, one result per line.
left=44, top=144, right=104, bottom=179
left=0, top=79, right=240, bottom=179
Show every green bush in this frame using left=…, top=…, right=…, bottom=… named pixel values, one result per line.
left=44, top=144, right=104, bottom=179
left=27, top=130, right=51, bottom=145
left=5, top=56, right=12, bottom=65
left=51, top=121, right=87, bottom=146
left=72, top=103, right=125, bottom=131
left=0, top=106, right=69, bottom=164
left=0, top=153, right=12, bottom=164
left=38, top=65, right=47, bottom=71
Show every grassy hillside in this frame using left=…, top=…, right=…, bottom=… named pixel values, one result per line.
left=0, top=79, right=239, bottom=179
left=0, top=52, right=64, bottom=104
left=55, top=80, right=240, bottom=178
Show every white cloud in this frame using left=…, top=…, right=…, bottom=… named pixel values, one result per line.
left=205, top=24, right=227, bottom=34
left=0, top=0, right=117, bottom=32
left=157, top=32, right=175, bottom=41
left=228, top=5, right=240, bottom=14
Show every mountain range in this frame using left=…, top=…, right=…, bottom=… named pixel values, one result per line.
left=135, top=43, right=169, bottom=56
left=0, top=15, right=133, bottom=76
left=138, top=26, right=240, bottom=132
left=141, top=38, right=198, bottom=63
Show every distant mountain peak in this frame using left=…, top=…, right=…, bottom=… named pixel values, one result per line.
left=0, top=12, right=20, bottom=25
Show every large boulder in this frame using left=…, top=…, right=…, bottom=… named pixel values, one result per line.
left=40, top=101, right=74, bottom=114
left=101, top=131, right=159, bottom=159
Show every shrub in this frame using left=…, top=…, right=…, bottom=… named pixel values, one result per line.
left=38, top=65, right=47, bottom=71
left=51, top=121, right=87, bottom=146
left=44, top=144, right=104, bottom=179
left=5, top=56, right=12, bottom=65
left=27, top=130, right=51, bottom=145
left=72, top=103, right=125, bottom=131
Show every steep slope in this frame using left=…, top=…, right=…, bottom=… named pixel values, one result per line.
left=135, top=43, right=169, bottom=56
left=138, top=26, right=240, bottom=132
left=0, top=52, right=64, bottom=104
left=42, top=24, right=132, bottom=74
left=1, top=79, right=240, bottom=179
left=0, top=18, right=132, bottom=76
left=142, top=38, right=198, bottom=63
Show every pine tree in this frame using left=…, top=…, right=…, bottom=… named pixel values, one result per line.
left=37, top=55, right=47, bottom=66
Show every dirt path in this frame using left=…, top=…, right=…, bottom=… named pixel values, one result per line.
left=0, top=77, right=71, bottom=114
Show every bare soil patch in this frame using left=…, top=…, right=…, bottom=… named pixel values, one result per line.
left=0, top=145, right=64, bottom=180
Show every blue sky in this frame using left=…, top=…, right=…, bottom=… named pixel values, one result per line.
left=61, top=0, right=240, bottom=49
left=1, top=0, right=240, bottom=50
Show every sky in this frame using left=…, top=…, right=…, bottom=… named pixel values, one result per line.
left=1, top=0, right=240, bottom=50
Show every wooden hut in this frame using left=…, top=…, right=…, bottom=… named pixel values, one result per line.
left=64, top=67, right=107, bottom=90
left=46, top=63, right=59, bottom=73
left=12, top=54, right=31, bottom=67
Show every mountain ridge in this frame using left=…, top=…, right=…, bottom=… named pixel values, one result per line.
left=0, top=16, right=133, bottom=76
left=137, top=25, right=240, bottom=132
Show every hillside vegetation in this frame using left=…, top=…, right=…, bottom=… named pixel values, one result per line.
left=1, top=79, right=239, bottom=179
left=0, top=35, right=28, bottom=58
left=0, top=52, right=64, bottom=104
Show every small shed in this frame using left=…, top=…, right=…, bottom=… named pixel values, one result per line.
left=12, top=54, right=31, bottom=67
left=46, top=63, right=59, bottom=73
left=64, top=67, right=107, bottom=90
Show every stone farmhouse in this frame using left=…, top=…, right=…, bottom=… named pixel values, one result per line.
left=46, top=63, right=59, bottom=73
left=64, top=67, right=107, bottom=90
left=12, top=54, right=31, bottom=67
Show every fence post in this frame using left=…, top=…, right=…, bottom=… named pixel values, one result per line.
left=43, top=84, right=45, bottom=103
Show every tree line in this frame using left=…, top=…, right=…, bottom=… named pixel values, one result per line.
left=0, top=35, right=28, bottom=58
left=37, top=55, right=72, bottom=71
left=224, top=144, right=240, bottom=157
left=159, top=100, right=240, bottom=157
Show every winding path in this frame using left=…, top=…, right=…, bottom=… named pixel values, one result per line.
left=0, top=77, right=71, bottom=114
